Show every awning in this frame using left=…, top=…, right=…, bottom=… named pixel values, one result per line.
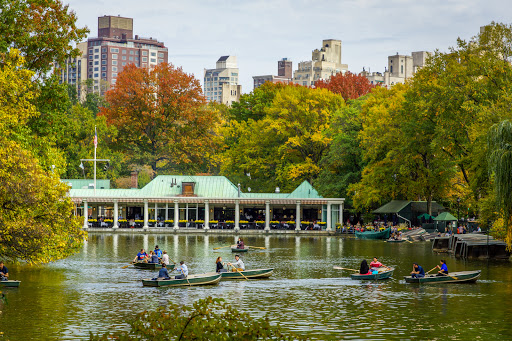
left=434, top=212, right=458, bottom=221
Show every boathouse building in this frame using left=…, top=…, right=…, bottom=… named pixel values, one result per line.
left=67, top=175, right=345, bottom=231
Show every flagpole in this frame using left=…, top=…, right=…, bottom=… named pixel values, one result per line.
left=94, top=126, right=97, bottom=195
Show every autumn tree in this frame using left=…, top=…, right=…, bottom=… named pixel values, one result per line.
left=0, top=50, right=84, bottom=263
left=315, top=71, right=375, bottom=101
left=100, top=63, right=218, bottom=174
left=219, top=85, right=345, bottom=192
left=0, top=0, right=88, bottom=75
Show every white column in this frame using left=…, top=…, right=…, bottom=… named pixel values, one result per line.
left=143, top=200, right=149, bottom=229
left=339, top=203, right=344, bottom=226
left=234, top=200, right=240, bottom=231
left=326, top=203, right=332, bottom=231
left=204, top=200, right=210, bottom=230
left=83, top=200, right=88, bottom=229
left=174, top=200, right=179, bottom=230
left=265, top=200, right=270, bottom=231
left=113, top=200, right=119, bottom=229
left=165, top=203, right=169, bottom=221
left=295, top=201, right=301, bottom=231
left=154, top=203, right=158, bottom=220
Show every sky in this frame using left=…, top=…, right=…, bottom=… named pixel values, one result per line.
left=65, top=0, right=511, bottom=93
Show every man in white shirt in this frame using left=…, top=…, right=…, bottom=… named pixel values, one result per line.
left=228, top=255, right=245, bottom=271
left=175, top=261, right=188, bottom=279
left=161, top=251, right=170, bottom=265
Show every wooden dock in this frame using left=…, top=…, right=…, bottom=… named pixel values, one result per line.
left=432, top=233, right=510, bottom=260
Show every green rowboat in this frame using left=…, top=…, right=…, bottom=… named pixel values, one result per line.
left=142, top=272, right=222, bottom=287
left=231, top=245, right=249, bottom=252
left=404, top=270, right=481, bottom=284
left=133, top=262, right=174, bottom=270
left=0, top=280, right=20, bottom=287
left=220, top=268, right=274, bottom=280
left=355, top=228, right=391, bottom=240
left=350, top=267, right=394, bottom=280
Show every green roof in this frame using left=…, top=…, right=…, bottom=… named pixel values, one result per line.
left=373, top=200, right=410, bottom=214
left=68, top=176, right=324, bottom=199
left=434, top=212, right=458, bottom=221
left=63, top=179, right=110, bottom=189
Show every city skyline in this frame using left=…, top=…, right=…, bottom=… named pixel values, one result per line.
left=65, top=0, right=510, bottom=94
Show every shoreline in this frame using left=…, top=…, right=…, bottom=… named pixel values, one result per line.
left=85, top=228, right=340, bottom=236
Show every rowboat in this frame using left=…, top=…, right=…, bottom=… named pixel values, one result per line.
left=231, top=245, right=249, bottom=252
left=404, top=270, right=481, bottom=284
left=142, top=272, right=222, bottom=287
left=386, top=239, right=406, bottom=243
left=355, top=228, right=391, bottom=240
left=0, top=280, right=20, bottom=287
left=350, top=267, right=394, bottom=280
left=133, top=262, right=174, bottom=270
left=220, top=268, right=274, bottom=280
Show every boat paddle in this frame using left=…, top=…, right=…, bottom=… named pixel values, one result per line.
left=121, top=262, right=135, bottom=269
left=213, top=245, right=231, bottom=250
left=426, top=266, right=438, bottom=274
left=438, top=272, right=458, bottom=280
left=248, top=246, right=266, bottom=249
left=333, top=266, right=359, bottom=272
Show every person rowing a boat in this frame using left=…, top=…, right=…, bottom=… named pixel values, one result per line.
left=228, top=255, right=245, bottom=271
left=436, top=259, right=448, bottom=276
left=369, top=257, right=386, bottom=272
left=0, top=262, right=8, bottom=281
left=161, top=251, right=170, bottom=265
left=236, top=238, right=245, bottom=249
left=174, top=261, right=188, bottom=279
left=133, top=249, right=148, bottom=263
left=410, top=263, right=425, bottom=278
left=216, top=257, right=228, bottom=273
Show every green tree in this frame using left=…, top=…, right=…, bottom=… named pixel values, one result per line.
left=219, top=85, right=345, bottom=192
left=0, top=0, right=88, bottom=76
left=91, top=296, right=303, bottom=340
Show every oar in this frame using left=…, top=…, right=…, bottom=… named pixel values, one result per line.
left=213, top=245, right=231, bottom=250
left=231, top=264, right=248, bottom=280
left=439, top=272, right=458, bottom=280
left=426, top=266, right=438, bottom=274
left=121, top=262, right=135, bottom=269
left=333, top=266, right=359, bottom=272
left=247, top=245, right=266, bottom=249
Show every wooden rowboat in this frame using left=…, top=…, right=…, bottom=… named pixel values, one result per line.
left=133, top=262, right=174, bottom=270
left=0, top=280, right=20, bottom=287
left=355, top=228, right=391, bottom=240
left=220, top=268, right=274, bottom=280
left=142, top=272, right=222, bottom=287
left=231, top=245, right=249, bottom=252
left=350, top=267, right=395, bottom=280
left=404, top=270, right=481, bottom=284
left=386, top=239, right=406, bottom=243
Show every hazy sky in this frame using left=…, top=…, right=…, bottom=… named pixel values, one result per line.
left=66, top=0, right=510, bottom=93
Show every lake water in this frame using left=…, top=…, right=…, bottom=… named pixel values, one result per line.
left=1, top=233, right=511, bottom=340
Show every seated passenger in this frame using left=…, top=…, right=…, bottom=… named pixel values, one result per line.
left=359, top=260, right=372, bottom=275
left=216, top=257, right=227, bottom=273
left=436, top=259, right=448, bottom=276
left=148, top=251, right=159, bottom=264
left=410, top=263, right=425, bottom=278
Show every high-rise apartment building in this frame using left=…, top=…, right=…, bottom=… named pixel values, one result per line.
left=361, top=51, right=430, bottom=88
left=59, top=42, right=88, bottom=101
left=252, top=58, right=293, bottom=89
left=293, top=39, right=348, bottom=87
left=203, top=56, right=241, bottom=105
left=59, top=15, right=168, bottom=95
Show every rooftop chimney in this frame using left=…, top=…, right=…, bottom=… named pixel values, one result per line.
left=131, top=171, right=138, bottom=189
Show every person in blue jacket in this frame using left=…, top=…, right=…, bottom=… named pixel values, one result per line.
left=436, top=259, right=449, bottom=276
left=410, top=263, right=425, bottom=278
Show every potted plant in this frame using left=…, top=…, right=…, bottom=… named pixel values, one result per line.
left=119, top=219, right=127, bottom=228
left=164, top=219, right=173, bottom=227
left=225, top=220, right=234, bottom=229
left=286, top=221, right=296, bottom=230
left=240, top=220, right=249, bottom=229
left=270, top=220, right=280, bottom=229
left=179, top=220, right=187, bottom=228
left=195, top=220, right=205, bottom=228
left=134, top=219, right=144, bottom=228
left=148, top=219, right=157, bottom=227
left=301, top=221, right=310, bottom=230
left=318, top=222, right=326, bottom=230
left=88, top=219, right=97, bottom=227
left=255, top=220, right=265, bottom=229
left=209, top=220, right=218, bottom=229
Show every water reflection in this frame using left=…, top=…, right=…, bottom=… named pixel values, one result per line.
left=0, top=233, right=509, bottom=340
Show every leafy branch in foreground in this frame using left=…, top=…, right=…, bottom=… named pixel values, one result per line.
left=91, top=296, right=305, bottom=341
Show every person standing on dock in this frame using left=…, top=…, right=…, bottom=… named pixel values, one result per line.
left=228, top=255, right=245, bottom=271
left=436, top=260, right=448, bottom=276
left=410, top=263, right=425, bottom=278
left=0, top=262, right=8, bottom=281
left=174, top=261, right=188, bottom=279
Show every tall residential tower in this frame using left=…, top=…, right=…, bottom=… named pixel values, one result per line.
left=204, top=56, right=241, bottom=105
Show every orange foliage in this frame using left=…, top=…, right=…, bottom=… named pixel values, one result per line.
left=315, top=72, right=375, bottom=100
left=99, top=63, right=217, bottom=172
